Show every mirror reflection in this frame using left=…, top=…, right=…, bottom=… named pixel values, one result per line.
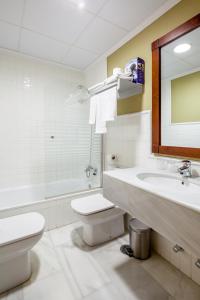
left=161, top=27, right=200, bottom=148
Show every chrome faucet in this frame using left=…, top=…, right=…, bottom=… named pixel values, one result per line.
left=178, top=160, right=192, bottom=178
left=85, top=165, right=98, bottom=178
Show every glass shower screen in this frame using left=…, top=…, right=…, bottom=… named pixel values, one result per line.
left=44, top=85, right=102, bottom=198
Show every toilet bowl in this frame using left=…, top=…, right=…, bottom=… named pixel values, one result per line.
left=71, top=194, right=124, bottom=246
left=0, top=212, right=45, bottom=293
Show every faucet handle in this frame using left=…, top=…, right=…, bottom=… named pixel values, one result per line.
left=181, top=160, right=191, bottom=169
left=181, top=160, right=191, bottom=165
left=178, top=160, right=192, bottom=178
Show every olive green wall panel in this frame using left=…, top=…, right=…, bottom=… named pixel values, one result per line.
left=107, top=0, right=200, bottom=115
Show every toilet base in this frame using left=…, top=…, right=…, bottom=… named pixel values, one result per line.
left=0, top=252, right=31, bottom=294
left=83, top=214, right=124, bottom=246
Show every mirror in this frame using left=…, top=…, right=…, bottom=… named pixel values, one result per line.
left=161, top=27, right=200, bottom=148
left=152, top=14, right=200, bottom=158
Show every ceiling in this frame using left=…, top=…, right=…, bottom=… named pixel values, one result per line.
left=0, top=0, right=174, bottom=70
left=161, top=27, right=200, bottom=79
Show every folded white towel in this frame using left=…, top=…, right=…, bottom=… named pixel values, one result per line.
left=95, top=93, right=107, bottom=134
left=89, top=86, right=117, bottom=134
left=89, top=95, right=97, bottom=125
left=101, top=86, right=117, bottom=122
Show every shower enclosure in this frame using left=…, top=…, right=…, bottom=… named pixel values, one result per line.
left=0, top=51, right=102, bottom=210
left=44, top=85, right=102, bottom=198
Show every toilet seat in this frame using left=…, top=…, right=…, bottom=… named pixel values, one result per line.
left=71, top=194, right=115, bottom=215
left=0, top=212, right=45, bottom=247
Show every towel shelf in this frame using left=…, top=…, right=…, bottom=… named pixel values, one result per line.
left=88, top=76, right=143, bottom=100
left=117, top=77, right=143, bottom=100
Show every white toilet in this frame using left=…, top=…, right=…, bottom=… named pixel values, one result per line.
left=0, top=212, right=45, bottom=293
left=71, top=194, right=124, bottom=246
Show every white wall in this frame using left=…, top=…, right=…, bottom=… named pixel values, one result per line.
left=104, top=110, right=200, bottom=172
left=104, top=111, right=152, bottom=169
left=0, top=49, right=101, bottom=194
left=84, top=58, right=107, bottom=88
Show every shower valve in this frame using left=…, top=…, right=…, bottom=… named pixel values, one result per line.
left=85, top=165, right=98, bottom=178
left=93, top=168, right=98, bottom=176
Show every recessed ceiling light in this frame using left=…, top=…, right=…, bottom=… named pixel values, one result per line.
left=78, top=1, right=85, bottom=9
left=173, top=43, right=191, bottom=53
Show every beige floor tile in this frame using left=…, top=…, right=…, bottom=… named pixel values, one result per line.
left=23, top=272, right=77, bottom=300
left=30, top=232, right=61, bottom=282
left=2, top=222, right=200, bottom=300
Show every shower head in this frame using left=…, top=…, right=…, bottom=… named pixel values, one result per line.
left=77, top=85, right=90, bottom=103
left=66, top=85, right=90, bottom=105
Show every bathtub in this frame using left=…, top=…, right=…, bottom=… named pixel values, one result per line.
left=0, top=179, right=101, bottom=230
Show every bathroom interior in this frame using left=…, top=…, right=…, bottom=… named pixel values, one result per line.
left=0, top=0, right=200, bottom=299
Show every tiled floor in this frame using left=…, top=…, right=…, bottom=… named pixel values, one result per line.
left=1, top=222, right=200, bottom=300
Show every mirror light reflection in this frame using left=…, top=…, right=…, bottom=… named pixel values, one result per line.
left=161, top=26, right=200, bottom=148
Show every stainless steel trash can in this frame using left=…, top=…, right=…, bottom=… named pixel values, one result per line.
left=129, top=218, right=151, bottom=259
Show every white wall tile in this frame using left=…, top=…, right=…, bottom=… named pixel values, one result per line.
left=104, top=111, right=151, bottom=169
left=0, top=49, right=101, bottom=200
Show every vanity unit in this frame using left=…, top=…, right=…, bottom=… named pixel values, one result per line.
left=103, top=167, right=200, bottom=257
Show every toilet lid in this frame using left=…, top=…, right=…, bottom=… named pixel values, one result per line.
left=71, top=194, right=114, bottom=215
left=0, top=212, right=45, bottom=247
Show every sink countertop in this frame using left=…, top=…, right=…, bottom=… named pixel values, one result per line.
left=103, top=167, right=200, bottom=213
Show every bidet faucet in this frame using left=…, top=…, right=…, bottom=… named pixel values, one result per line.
left=178, top=160, right=192, bottom=178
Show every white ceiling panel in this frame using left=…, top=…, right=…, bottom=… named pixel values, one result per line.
left=69, top=0, right=107, bottom=14
left=162, top=61, right=194, bottom=79
left=23, top=0, right=94, bottom=44
left=75, top=17, right=126, bottom=54
left=161, top=50, right=180, bottom=68
left=20, top=29, right=69, bottom=63
left=0, top=21, right=20, bottom=50
left=184, top=53, right=200, bottom=67
left=161, top=27, right=200, bottom=77
left=99, top=0, right=167, bottom=31
left=0, top=0, right=179, bottom=69
left=62, top=46, right=98, bottom=69
left=0, top=0, right=24, bottom=25
left=161, top=51, right=197, bottom=79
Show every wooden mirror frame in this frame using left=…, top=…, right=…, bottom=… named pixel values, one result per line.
left=152, top=13, right=200, bottom=159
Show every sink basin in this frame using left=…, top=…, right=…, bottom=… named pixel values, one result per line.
left=136, top=172, right=200, bottom=193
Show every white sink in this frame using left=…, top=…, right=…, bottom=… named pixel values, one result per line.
left=136, top=172, right=200, bottom=194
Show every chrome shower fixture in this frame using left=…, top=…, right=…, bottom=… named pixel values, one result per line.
left=66, top=84, right=90, bottom=104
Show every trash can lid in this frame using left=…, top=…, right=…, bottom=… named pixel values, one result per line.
left=129, top=218, right=150, bottom=233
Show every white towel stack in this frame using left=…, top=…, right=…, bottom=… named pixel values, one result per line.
left=89, top=86, right=117, bottom=134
